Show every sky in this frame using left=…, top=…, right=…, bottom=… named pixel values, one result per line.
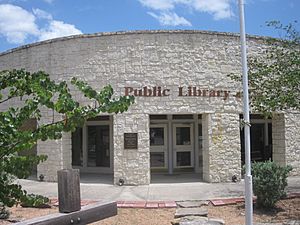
left=0, top=0, right=299, bottom=53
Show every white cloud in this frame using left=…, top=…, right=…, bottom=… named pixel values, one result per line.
left=0, top=4, right=82, bottom=44
left=148, top=11, right=191, bottom=26
left=39, top=20, right=82, bottom=41
left=138, top=0, right=175, bottom=10
left=139, top=0, right=234, bottom=26
left=33, top=8, right=53, bottom=20
left=192, top=0, right=233, bottom=20
left=0, top=4, right=39, bottom=43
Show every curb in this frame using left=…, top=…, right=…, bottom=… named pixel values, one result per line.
left=210, top=192, right=300, bottom=206
left=49, top=192, right=300, bottom=209
left=117, top=201, right=177, bottom=208
left=49, top=198, right=177, bottom=209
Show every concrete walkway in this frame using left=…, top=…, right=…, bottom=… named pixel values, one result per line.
left=16, top=176, right=300, bottom=202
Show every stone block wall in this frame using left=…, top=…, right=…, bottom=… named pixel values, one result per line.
left=113, top=113, right=150, bottom=185
left=36, top=110, right=72, bottom=181
left=203, top=113, right=241, bottom=182
left=285, top=113, right=300, bottom=175
left=285, top=113, right=300, bottom=176
left=272, top=113, right=300, bottom=175
left=272, top=114, right=286, bottom=166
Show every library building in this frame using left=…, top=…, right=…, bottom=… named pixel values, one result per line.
left=0, top=30, right=299, bottom=185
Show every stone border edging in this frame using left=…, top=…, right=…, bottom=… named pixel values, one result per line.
left=48, top=192, right=300, bottom=209
left=210, top=192, right=300, bottom=206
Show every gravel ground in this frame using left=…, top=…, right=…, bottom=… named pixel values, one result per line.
left=1, top=197, right=299, bottom=225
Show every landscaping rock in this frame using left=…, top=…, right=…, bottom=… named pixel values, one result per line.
left=171, top=218, right=181, bottom=225
left=208, top=218, right=225, bottom=225
left=284, top=221, right=300, bottom=225
left=179, top=220, right=224, bottom=225
left=177, top=201, right=209, bottom=208
left=175, top=208, right=208, bottom=218
left=171, top=216, right=208, bottom=225
left=179, top=221, right=208, bottom=225
left=179, top=216, right=208, bottom=225
left=173, top=215, right=225, bottom=225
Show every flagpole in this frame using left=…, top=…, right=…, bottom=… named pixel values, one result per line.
left=238, top=0, right=253, bottom=224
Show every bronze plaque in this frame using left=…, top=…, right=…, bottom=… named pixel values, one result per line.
left=124, top=133, right=138, bottom=149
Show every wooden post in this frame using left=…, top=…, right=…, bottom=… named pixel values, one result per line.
left=57, top=169, right=81, bottom=213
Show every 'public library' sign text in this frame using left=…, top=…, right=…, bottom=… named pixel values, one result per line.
left=124, top=86, right=241, bottom=100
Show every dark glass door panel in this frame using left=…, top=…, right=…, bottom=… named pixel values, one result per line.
left=150, top=125, right=167, bottom=169
left=176, top=127, right=191, bottom=145
left=176, top=152, right=191, bottom=167
left=150, top=127, right=165, bottom=146
left=251, top=124, right=265, bottom=160
left=87, top=125, right=110, bottom=167
left=150, top=152, right=165, bottom=167
left=71, top=127, right=83, bottom=166
left=241, top=122, right=272, bottom=163
left=198, top=124, right=203, bottom=167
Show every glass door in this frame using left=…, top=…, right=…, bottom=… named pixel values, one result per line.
left=173, top=124, right=194, bottom=168
left=150, top=124, right=168, bottom=169
left=241, top=121, right=272, bottom=163
left=87, top=125, right=110, bottom=167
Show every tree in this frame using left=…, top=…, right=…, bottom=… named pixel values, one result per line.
left=235, top=21, right=298, bottom=209
left=0, top=69, right=134, bottom=213
left=231, top=21, right=300, bottom=116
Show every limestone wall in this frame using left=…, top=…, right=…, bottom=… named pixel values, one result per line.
left=203, top=113, right=241, bottom=182
left=272, top=113, right=300, bottom=176
left=36, top=110, right=72, bottom=181
left=113, top=113, right=150, bottom=185
left=272, top=114, right=286, bottom=166
left=284, top=113, right=300, bottom=175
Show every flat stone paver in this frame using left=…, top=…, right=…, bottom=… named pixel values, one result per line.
left=254, top=223, right=282, bottom=225
left=177, top=201, right=209, bottom=208
left=175, top=208, right=208, bottom=218
left=208, top=219, right=225, bottom=225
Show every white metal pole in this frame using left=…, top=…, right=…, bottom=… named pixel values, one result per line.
left=238, top=0, right=253, bottom=225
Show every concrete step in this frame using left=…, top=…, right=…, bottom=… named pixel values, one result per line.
left=177, top=201, right=209, bottom=208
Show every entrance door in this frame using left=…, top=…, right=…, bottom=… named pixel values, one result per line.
left=173, top=124, right=194, bottom=168
left=87, top=125, right=110, bottom=168
left=71, top=116, right=113, bottom=174
left=240, top=118, right=272, bottom=163
left=150, top=124, right=168, bottom=169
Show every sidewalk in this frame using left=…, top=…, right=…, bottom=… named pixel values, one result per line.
left=16, top=176, right=300, bottom=202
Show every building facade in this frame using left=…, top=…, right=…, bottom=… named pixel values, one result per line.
left=0, top=30, right=299, bottom=185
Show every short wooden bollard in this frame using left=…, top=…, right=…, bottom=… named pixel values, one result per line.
left=57, top=169, right=81, bottom=213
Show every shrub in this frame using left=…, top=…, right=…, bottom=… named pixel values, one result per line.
left=20, top=194, right=50, bottom=208
left=252, top=161, right=292, bottom=208
left=0, top=204, right=10, bottom=219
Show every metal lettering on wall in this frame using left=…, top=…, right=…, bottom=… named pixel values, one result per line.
left=124, top=133, right=138, bottom=149
left=124, top=86, right=242, bottom=100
